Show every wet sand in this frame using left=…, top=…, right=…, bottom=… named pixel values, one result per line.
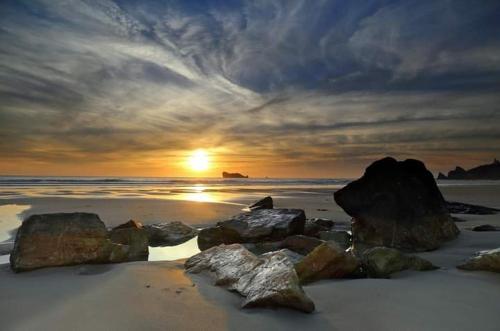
left=0, top=185, right=499, bottom=330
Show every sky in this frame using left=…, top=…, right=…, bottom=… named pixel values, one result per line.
left=0, top=0, right=499, bottom=178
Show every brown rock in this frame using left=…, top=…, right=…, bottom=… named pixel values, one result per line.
left=280, top=235, right=323, bottom=255
left=109, top=220, right=149, bottom=261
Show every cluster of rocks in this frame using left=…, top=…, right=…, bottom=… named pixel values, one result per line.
left=8, top=213, right=198, bottom=272
left=438, top=159, right=500, bottom=180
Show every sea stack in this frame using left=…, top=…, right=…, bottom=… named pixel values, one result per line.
left=334, top=157, right=459, bottom=252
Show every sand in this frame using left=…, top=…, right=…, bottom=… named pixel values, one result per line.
left=0, top=185, right=499, bottom=330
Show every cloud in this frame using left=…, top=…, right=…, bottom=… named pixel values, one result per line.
left=0, top=0, right=499, bottom=176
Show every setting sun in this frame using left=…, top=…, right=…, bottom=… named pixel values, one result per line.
left=187, top=149, right=210, bottom=172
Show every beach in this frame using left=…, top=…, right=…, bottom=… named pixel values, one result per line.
left=0, top=179, right=500, bottom=330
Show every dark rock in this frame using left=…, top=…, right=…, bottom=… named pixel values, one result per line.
left=294, top=241, right=360, bottom=284
left=185, top=244, right=314, bottom=313
left=144, top=221, right=198, bottom=246
left=264, top=249, right=304, bottom=264
left=10, top=213, right=130, bottom=272
left=437, top=172, right=447, bottom=179
left=471, top=224, right=500, bottom=232
left=303, top=218, right=334, bottom=237
left=334, top=157, right=459, bottom=252
left=198, top=209, right=306, bottom=250
left=361, top=247, right=438, bottom=278
left=318, top=230, right=351, bottom=250
left=109, top=220, right=149, bottom=261
left=446, top=201, right=499, bottom=215
left=243, top=241, right=282, bottom=255
left=279, top=235, right=323, bottom=255
left=457, top=248, right=500, bottom=273
left=222, top=171, right=248, bottom=178
left=249, top=196, right=273, bottom=210
left=441, top=159, right=500, bottom=180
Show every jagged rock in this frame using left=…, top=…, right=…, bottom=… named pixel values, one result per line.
left=280, top=235, right=323, bottom=255
left=264, top=249, right=304, bottom=264
left=441, top=159, right=500, bottom=180
left=10, top=213, right=130, bottom=272
left=334, top=157, right=459, bottom=252
left=304, top=218, right=335, bottom=237
left=249, top=196, right=273, bottom=210
left=243, top=241, right=282, bottom=255
left=109, top=220, right=149, bottom=261
left=235, top=250, right=315, bottom=313
left=318, top=230, right=351, bottom=250
left=437, top=172, right=447, bottom=179
left=144, top=221, right=198, bottom=246
left=471, top=224, right=500, bottom=231
left=361, top=247, right=438, bottom=278
left=457, top=248, right=500, bottom=273
left=446, top=201, right=499, bottom=215
left=294, top=241, right=360, bottom=284
left=0, top=242, right=13, bottom=255
left=198, top=209, right=306, bottom=250
left=185, top=244, right=314, bottom=313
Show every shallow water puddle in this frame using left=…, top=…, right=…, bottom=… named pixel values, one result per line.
left=148, top=236, right=200, bottom=261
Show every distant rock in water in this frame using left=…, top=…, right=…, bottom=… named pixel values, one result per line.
left=445, top=201, right=499, bottom=215
left=334, top=157, right=459, bottom=252
left=438, top=159, right=500, bottom=180
left=222, top=171, right=248, bottom=178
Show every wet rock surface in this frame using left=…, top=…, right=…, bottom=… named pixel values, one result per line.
left=144, top=221, right=198, bottom=246
left=294, top=241, right=360, bottom=284
left=457, top=248, right=500, bottom=273
left=361, top=247, right=438, bottom=278
left=303, top=218, right=335, bottom=237
left=334, top=157, right=459, bottom=252
left=10, top=213, right=130, bottom=272
left=185, top=244, right=314, bottom=313
left=279, top=235, right=324, bottom=255
left=249, top=196, right=273, bottom=211
left=197, top=209, right=306, bottom=250
left=109, top=220, right=149, bottom=261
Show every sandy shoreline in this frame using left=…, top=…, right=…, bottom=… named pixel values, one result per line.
left=0, top=185, right=499, bottom=330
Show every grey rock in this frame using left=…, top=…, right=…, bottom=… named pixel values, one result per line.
left=144, top=221, right=198, bottom=246
left=304, top=218, right=335, bottom=237
left=334, top=157, right=459, bottom=252
left=109, top=220, right=149, bottom=261
left=243, top=241, right=282, bottom=255
left=262, top=249, right=304, bottom=264
left=318, top=230, right=351, bottom=250
left=198, top=209, right=306, bottom=250
left=457, top=248, right=500, bottom=273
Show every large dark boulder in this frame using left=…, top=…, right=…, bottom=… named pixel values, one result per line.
left=198, top=209, right=306, bottom=250
left=143, top=221, right=198, bottom=246
left=109, top=220, right=149, bottom=261
left=334, top=157, right=459, bottom=252
left=10, top=213, right=129, bottom=272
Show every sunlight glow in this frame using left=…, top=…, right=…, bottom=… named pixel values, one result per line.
left=187, top=149, right=210, bottom=172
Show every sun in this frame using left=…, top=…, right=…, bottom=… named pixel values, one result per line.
left=187, top=149, right=210, bottom=172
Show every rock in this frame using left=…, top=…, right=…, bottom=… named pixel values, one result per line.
left=265, top=249, right=304, bottom=264
left=361, top=247, right=438, bottom=278
left=279, top=235, right=324, bottom=255
left=446, top=201, right=499, bottom=215
left=198, top=209, right=306, bottom=250
left=318, top=230, right=351, bottom=250
left=0, top=242, right=13, bottom=255
left=243, top=241, right=282, bottom=255
left=222, top=171, right=248, bottom=178
left=294, top=241, right=360, bottom=284
left=334, top=157, right=459, bottom=252
left=437, top=172, right=447, bottom=179
left=185, top=244, right=314, bottom=313
left=303, top=218, right=335, bottom=237
left=471, top=224, right=500, bottom=231
left=236, top=250, right=315, bottom=313
left=457, top=248, right=500, bottom=273
left=249, top=196, right=273, bottom=210
left=185, top=244, right=261, bottom=286
left=144, top=221, right=198, bottom=246
left=109, top=220, right=149, bottom=261
left=441, top=159, right=500, bottom=180
left=10, top=213, right=130, bottom=272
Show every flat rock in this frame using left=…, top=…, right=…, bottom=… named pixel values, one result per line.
left=334, top=157, right=459, bottom=252
left=457, top=248, right=500, bottom=273
left=304, top=218, right=335, bottom=237
left=294, top=241, right=360, bottom=284
left=144, top=221, right=198, bottom=246
left=10, top=213, right=129, bottom=272
left=198, top=209, right=306, bottom=250
left=471, top=224, right=500, bottom=232
left=249, top=196, right=273, bottom=210
left=361, top=247, right=438, bottom=278
left=185, top=244, right=314, bottom=313
left=446, top=201, right=499, bottom=215
left=279, top=235, right=323, bottom=255
left=318, top=230, right=351, bottom=250
left=109, top=220, right=149, bottom=261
